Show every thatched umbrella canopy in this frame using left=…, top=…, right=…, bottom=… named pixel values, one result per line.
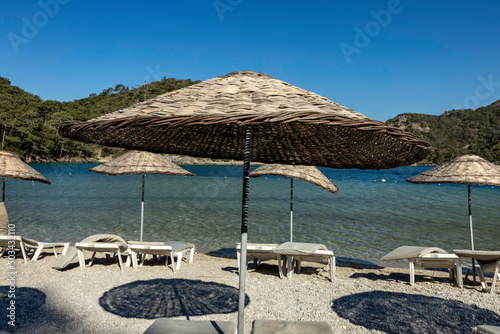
left=407, top=154, right=500, bottom=187
left=89, top=150, right=194, bottom=241
left=0, top=150, right=50, bottom=202
left=250, top=164, right=337, bottom=242
left=250, top=164, right=338, bottom=193
left=407, top=154, right=500, bottom=250
left=60, top=71, right=431, bottom=170
left=60, top=70, right=432, bottom=333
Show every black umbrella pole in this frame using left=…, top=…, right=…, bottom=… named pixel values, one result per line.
left=238, top=125, right=252, bottom=334
left=290, top=178, right=293, bottom=242
left=2, top=178, right=5, bottom=203
left=468, top=184, right=477, bottom=285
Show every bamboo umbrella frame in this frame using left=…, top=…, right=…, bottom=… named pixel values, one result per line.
left=60, top=70, right=432, bottom=333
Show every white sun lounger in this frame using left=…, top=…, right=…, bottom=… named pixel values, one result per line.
left=129, top=241, right=195, bottom=272
left=143, top=318, right=236, bottom=334
left=454, top=249, right=500, bottom=293
left=251, top=319, right=334, bottom=334
left=0, top=235, right=69, bottom=263
left=75, top=242, right=132, bottom=271
left=476, top=325, right=500, bottom=334
left=0, top=203, right=69, bottom=262
left=236, top=243, right=279, bottom=273
left=382, top=246, right=462, bottom=286
left=272, top=242, right=335, bottom=282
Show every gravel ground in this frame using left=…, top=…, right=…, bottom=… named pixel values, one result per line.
left=1, top=249, right=499, bottom=334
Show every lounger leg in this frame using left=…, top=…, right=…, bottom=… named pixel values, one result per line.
left=32, top=246, right=44, bottom=261
left=448, top=267, right=454, bottom=283
left=77, top=250, right=86, bottom=269
left=20, top=246, right=29, bottom=264
left=0, top=248, right=5, bottom=258
left=489, top=264, right=499, bottom=294
left=117, top=250, right=124, bottom=271
left=456, top=259, right=463, bottom=288
left=188, top=247, right=195, bottom=263
left=277, top=254, right=284, bottom=278
left=409, top=261, right=415, bottom=285
left=294, top=260, right=301, bottom=274
left=175, top=251, right=183, bottom=271
left=330, top=256, right=336, bottom=282
left=129, top=251, right=138, bottom=269
left=475, top=266, right=488, bottom=290
left=168, top=252, right=176, bottom=272
left=286, top=256, right=294, bottom=278
left=89, top=252, right=96, bottom=267
left=62, top=243, right=69, bottom=256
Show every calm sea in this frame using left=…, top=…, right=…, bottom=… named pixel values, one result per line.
left=5, top=164, right=499, bottom=266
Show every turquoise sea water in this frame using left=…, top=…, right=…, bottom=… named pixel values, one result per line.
left=5, top=164, right=499, bottom=265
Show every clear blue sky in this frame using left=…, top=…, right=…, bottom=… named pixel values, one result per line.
left=1, top=0, right=499, bottom=121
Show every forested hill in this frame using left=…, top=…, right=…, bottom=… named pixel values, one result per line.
left=0, top=75, right=499, bottom=164
left=386, top=101, right=500, bottom=164
left=0, top=76, right=199, bottom=162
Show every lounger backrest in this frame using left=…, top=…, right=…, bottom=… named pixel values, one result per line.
left=0, top=202, right=9, bottom=235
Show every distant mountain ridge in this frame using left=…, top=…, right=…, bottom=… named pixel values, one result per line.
left=0, top=76, right=499, bottom=164
left=386, top=100, right=500, bottom=164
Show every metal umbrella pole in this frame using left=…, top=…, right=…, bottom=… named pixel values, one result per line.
left=140, top=174, right=145, bottom=242
left=468, top=184, right=477, bottom=285
left=290, top=178, right=293, bottom=242
left=238, top=125, right=252, bottom=334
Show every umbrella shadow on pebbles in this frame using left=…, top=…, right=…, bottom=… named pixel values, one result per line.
left=0, top=286, right=45, bottom=332
left=99, top=279, right=249, bottom=319
left=333, top=291, right=500, bottom=334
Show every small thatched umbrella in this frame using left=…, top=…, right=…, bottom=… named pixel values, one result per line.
left=0, top=150, right=50, bottom=202
left=60, top=70, right=432, bottom=333
left=407, top=154, right=500, bottom=284
left=407, top=154, right=500, bottom=250
left=250, top=164, right=338, bottom=241
left=89, top=150, right=194, bottom=241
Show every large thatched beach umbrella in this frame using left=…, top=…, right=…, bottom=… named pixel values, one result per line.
left=250, top=164, right=338, bottom=242
left=0, top=150, right=50, bottom=202
left=59, top=70, right=431, bottom=333
left=89, top=150, right=194, bottom=241
left=407, top=154, right=500, bottom=250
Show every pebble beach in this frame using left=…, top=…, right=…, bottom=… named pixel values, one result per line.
left=1, top=249, right=499, bottom=334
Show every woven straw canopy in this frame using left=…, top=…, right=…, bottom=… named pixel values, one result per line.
left=407, top=155, right=500, bottom=186
left=0, top=150, right=50, bottom=184
left=250, top=164, right=338, bottom=194
left=89, top=150, right=194, bottom=176
left=60, top=70, right=431, bottom=169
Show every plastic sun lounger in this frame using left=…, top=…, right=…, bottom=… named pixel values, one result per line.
left=236, top=243, right=279, bottom=273
left=143, top=318, right=236, bottom=334
left=0, top=235, right=69, bottom=263
left=476, top=325, right=500, bottom=334
left=251, top=319, right=334, bottom=334
left=381, top=246, right=462, bottom=286
left=0, top=203, right=69, bottom=263
left=129, top=241, right=195, bottom=272
left=75, top=242, right=132, bottom=271
left=454, top=249, right=500, bottom=293
left=272, top=242, right=335, bottom=282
